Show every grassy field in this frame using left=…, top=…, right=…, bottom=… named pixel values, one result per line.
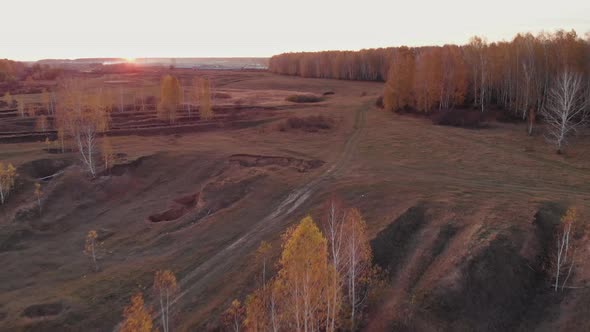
left=1, top=70, right=590, bottom=331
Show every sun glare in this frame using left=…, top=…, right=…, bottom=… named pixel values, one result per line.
left=125, top=57, right=136, bottom=63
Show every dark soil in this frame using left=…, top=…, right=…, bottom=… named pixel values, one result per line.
left=22, top=302, right=63, bottom=318
left=229, top=154, right=324, bottom=172
left=371, top=204, right=429, bottom=275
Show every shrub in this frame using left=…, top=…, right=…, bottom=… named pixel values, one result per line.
left=375, top=95, right=384, bottom=109
left=278, top=115, right=334, bottom=132
left=432, top=109, right=488, bottom=128
left=286, top=94, right=324, bottom=103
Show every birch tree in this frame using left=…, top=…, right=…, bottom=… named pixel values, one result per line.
left=158, top=75, right=182, bottom=124
left=223, top=299, right=245, bottom=332
left=321, top=197, right=347, bottom=331
left=273, top=216, right=332, bottom=332
left=17, top=96, right=25, bottom=117
left=553, top=208, right=578, bottom=291
left=256, top=241, right=272, bottom=288
left=541, top=71, right=588, bottom=153
left=0, top=162, right=17, bottom=204
left=57, top=80, right=110, bottom=175
left=84, top=230, right=99, bottom=271
left=2, top=92, right=13, bottom=107
left=120, top=292, right=153, bottom=332
left=101, top=137, right=115, bottom=172
left=342, top=208, right=372, bottom=330
left=199, top=77, right=214, bottom=120
left=154, top=269, right=177, bottom=332
left=34, top=183, right=42, bottom=214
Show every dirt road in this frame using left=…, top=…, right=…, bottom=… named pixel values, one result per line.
left=166, top=100, right=368, bottom=318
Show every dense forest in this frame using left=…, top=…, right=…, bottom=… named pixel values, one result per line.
left=269, top=30, right=590, bottom=116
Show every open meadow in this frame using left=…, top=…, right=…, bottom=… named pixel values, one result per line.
left=1, top=68, right=590, bottom=331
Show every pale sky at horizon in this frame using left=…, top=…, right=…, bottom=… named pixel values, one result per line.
left=2, top=0, right=589, bottom=61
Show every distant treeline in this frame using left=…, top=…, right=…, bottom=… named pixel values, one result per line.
left=269, top=30, right=590, bottom=115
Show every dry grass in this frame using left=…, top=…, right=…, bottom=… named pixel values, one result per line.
left=1, top=70, right=590, bottom=331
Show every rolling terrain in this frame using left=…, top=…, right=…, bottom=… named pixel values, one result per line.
left=1, top=70, right=590, bottom=331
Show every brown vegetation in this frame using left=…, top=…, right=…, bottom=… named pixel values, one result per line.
left=278, top=115, right=334, bottom=132
left=286, top=94, right=325, bottom=103
left=2, top=69, right=590, bottom=332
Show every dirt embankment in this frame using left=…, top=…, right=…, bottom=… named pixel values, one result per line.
left=147, top=154, right=325, bottom=224
left=367, top=202, right=569, bottom=331
left=229, top=154, right=324, bottom=172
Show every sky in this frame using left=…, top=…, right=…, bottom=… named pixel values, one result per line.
left=1, top=0, right=589, bottom=61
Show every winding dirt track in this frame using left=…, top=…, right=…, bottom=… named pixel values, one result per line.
left=169, top=101, right=367, bottom=312
left=110, top=97, right=367, bottom=330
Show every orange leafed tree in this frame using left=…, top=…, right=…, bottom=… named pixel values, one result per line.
left=0, top=162, right=17, bottom=204
left=384, top=47, right=415, bottom=112
left=158, top=75, right=182, bottom=124
left=342, top=208, right=373, bottom=329
left=413, top=48, right=443, bottom=112
left=101, top=137, right=115, bottom=172
left=256, top=241, right=272, bottom=288
left=241, top=208, right=376, bottom=331
left=34, top=182, right=42, bottom=214
left=273, top=216, right=333, bottom=331
left=553, top=207, right=579, bottom=291
left=222, top=299, right=245, bottom=332
left=120, top=292, right=153, bottom=332
left=199, top=77, right=214, bottom=120
left=84, top=230, right=99, bottom=271
left=321, top=196, right=347, bottom=331
left=56, top=79, right=110, bottom=176
left=153, top=269, right=177, bottom=332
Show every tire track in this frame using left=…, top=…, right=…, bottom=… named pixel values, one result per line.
left=176, top=101, right=366, bottom=294
left=119, top=100, right=368, bottom=330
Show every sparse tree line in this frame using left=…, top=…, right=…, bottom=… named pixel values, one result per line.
left=103, top=201, right=584, bottom=332
left=270, top=30, right=590, bottom=153
left=0, top=74, right=215, bottom=181
left=82, top=228, right=178, bottom=332
left=269, top=30, right=589, bottom=115
left=221, top=197, right=379, bottom=332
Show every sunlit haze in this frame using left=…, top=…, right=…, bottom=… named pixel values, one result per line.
left=1, top=0, right=590, bottom=60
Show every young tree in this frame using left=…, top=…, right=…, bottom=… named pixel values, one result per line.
left=120, top=292, right=153, bottom=332
left=158, top=75, right=182, bottom=124
left=467, top=36, right=490, bottom=112
left=101, top=137, right=115, bottom=172
left=84, top=230, right=99, bottom=271
left=244, top=289, right=269, bottom=332
left=256, top=241, right=272, bottom=288
left=541, top=71, right=588, bottom=153
left=273, top=216, right=332, bottom=332
left=57, top=80, right=110, bottom=176
left=154, top=269, right=177, bottom=332
left=34, top=183, right=42, bottom=214
left=2, top=91, right=13, bottom=107
left=41, top=88, right=52, bottom=114
left=0, top=162, right=17, bottom=204
left=553, top=208, right=578, bottom=291
left=321, top=197, right=347, bottom=332
left=17, top=96, right=25, bottom=117
left=527, top=107, right=536, bottom=136
left=119, top=86, right=125, bottom=112
left=54, top=103, right=67, bottom=153
left=222, top=299, right=245, bottom=332
left=199, top=77, right=214, bottom=120
left=342, top=208, right=372, bottom=330
left=35, top=115, right=48, bottom=132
